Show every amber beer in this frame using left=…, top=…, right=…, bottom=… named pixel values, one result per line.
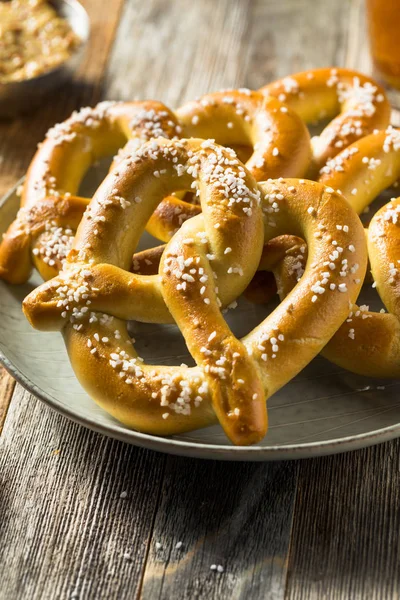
left=367, top=0, right=400, bottom=90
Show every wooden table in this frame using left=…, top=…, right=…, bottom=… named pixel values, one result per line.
left=1, top=1, right=399, bottom=598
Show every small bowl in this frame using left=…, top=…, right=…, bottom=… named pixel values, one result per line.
left=0, top=0, right=90, bottom=119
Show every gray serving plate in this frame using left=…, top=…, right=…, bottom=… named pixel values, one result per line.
left=1, top=173, right=400, bottom=460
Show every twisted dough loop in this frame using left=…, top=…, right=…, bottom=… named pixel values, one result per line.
left=0, top=100, right=180, bottom=284
left=115, top=90, right=311, bottom=242
left=0, top=90, right=311, bottom=282
left=23, top=138, right=367, bottom=445
left=133, top=68, right=391, bottom=267
left=319, top=128, right=400, bottom=377
left=1, top=69, right=387, bottom=287
left=252, top=128, right=400, bottom=378
left=261, top=68, right=391, bottom=175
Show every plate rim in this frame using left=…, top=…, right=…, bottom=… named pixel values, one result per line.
left=1, top=179, right=400, bottom=461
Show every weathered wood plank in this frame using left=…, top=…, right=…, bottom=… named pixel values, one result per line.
left=344, top=0, right=372, bottom=73
left=0, top=386, right=166, bottom=600
left=104, top=0, right=255, bottom=105
left=0, top=368, right=15, bottom=434
left=286, top=443, right=400, bottom=599
left=140, top=457, right=298, bottom=600
left=104, top=0, right=349, bottom=105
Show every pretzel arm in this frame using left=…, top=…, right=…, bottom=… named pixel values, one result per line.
left=261, top=68, right=391, bottom=175
left=23, top=141, right=367, bottom=446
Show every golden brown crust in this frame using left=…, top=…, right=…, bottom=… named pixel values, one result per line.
left=130, top=70, right=389, bottom=245
left=319, top=128, right=400, bottom=213
left=22, top=138, right=367, bottom=445
left=177, top=91, right=311, bottom=181
left=251, top=130, right=400, bottom=378
left=24, top=139, right=268, bottom=444
left=144, top=90, right=311, bottom=242
left=0, top=100, right=180, bottom=284
left=318, top=129, right=400, bottom=376
left=261, top=68, right=391, bottom=175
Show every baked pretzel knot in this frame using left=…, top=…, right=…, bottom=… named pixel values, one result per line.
left=23, top=139, right=367, bottom=445
left=319, top=127, right=400, bottom=377
left=130, top=70, right=390, bottom=270
left=118, top=89, right=311, bottom=242
left=261, top=68, right=390, bottom=175
left=0, top=100, right=180, bottom=284
left=252, top=128, right=400, bottom=378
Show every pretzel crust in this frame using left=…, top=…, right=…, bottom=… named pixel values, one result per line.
left=261, top=68, right=391, bottom=175
left=318, top=128, right=400, bottom=377
left=23, top=138, right=367, bottom=445
left=144, top=90, right=311, bottom=241
left=250, top=128, right=400, bottom=378
left=0, top=101, right=180, bottom=284
left=261, top=212, right=400, bottom=379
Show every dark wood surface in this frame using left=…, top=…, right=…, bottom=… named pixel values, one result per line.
left=287, top=442, right=400, bottom=599
left=1, top=0, right=399, bottom=598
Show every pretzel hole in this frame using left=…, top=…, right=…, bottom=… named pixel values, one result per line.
left=230, top=144, right=253, bottom=164
left=359, top=185, right=400, bottom=226
left=308, top=117, right=331, bottom=137
left=353, top=283, right=386, bottom=314
left=128, top=294, right=278, bottom=368
left=79, top=156, right=115, bottom=198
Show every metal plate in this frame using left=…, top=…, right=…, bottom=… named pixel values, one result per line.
left=1, top=174, right=400, bottom=461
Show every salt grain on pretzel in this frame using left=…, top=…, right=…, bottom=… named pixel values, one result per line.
left=256, top=128, right=400, bottom=378
left=144, top=89, right=311, bottom=241
left=0, top=100, right=180, bottom=284
left=317, top=128, right=400, bottom=377
left=260, top=68, right=390, bottom=175
left=23, top=139, right=366, bottom=445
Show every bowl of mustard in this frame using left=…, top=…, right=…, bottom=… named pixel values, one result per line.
left=0, top=0, right=90, bottom=118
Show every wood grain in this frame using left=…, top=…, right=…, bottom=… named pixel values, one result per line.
left=104, top=0, right=349, bottom=104
left=286, top=443, right=400, bottom=599
left=344, top=0, right=372, bottom=73
left=0, top=368, right=15, bottom=434
left=0, top=387, right=166, bottom=599
left=140, top=457, right=298, bottom=600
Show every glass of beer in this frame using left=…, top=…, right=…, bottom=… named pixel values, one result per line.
left=366, top=0, right=400, bottom=104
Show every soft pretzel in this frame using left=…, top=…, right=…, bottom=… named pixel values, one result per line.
left=243, top=235, right=306, bottom=304
left=23, top=138, right=367, bottom=445
left=140, top=89, right=311, bottom=241
left=251, top=128, right=400, bottom=378
left=318, top=127, right=400, bottom=377
left=128, top=70, right=391, bottom=265
left=0, top=100, right=181, bottom=284
left=319, top=127, right=400, bottom=212
left=260, top=68, right=391, bottom=175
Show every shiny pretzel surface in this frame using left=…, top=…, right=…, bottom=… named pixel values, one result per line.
left=261, top=67, right=391, bottom=175
left=2, top=66, right=398, bottom=446
left=23, top=138, right=367, bottom=445
left=248, top=128, right=400, bottom=378
left=0, top=100, right=180, bottom=283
